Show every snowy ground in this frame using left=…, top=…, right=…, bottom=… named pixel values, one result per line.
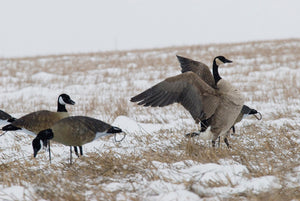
left=0, top=39, right=300, bottom=200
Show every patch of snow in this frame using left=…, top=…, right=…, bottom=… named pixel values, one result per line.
left=0, top=186, right=34, bottom=201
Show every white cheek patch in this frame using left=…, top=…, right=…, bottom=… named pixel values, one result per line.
left=59, top=96, right=66, bottom=105
left=215, top=58, right=223, bottom=66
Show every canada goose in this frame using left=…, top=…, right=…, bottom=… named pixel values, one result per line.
left=185, top=105, right=262, bottom=146
left=1, top=94, right=81, bottom=155
left=0, top=110, right=16, bottom=125
left=177, top=55, right=252, bottom=147
left=131, top=56, right=244, bottom=147
left=2, top=94, right=75, bottom=135
left=32, top=116, right=123, bottom=164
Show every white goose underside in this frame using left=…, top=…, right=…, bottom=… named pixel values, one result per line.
left=194, top=126, right=229, bottom=141
left=0, top=120, right=9, bottom=126
left=94, top=131, right=114, bottom=141
left=17, top=128, right=37, bottom=137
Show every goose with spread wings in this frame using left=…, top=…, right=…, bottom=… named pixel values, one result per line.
left=131, top=56, right=244, bottom=146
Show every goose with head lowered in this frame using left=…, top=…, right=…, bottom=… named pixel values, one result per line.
left=131, top=56, right=244, bottom=147
left=32, top=116, right=123, bottom=164
left=1, top=94, right=82, bottom=156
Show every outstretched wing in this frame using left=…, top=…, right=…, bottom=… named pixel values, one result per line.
left=131, top=72, right=220, bottom=122
left=176, top=55, right=215, bottom=88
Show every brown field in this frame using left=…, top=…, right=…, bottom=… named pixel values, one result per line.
left=0, top=38, right=300, bottom=200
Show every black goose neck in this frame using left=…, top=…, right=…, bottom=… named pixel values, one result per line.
left=213, top=59, right=222, bottom=85
left=57, top=102, right=67, bottom=112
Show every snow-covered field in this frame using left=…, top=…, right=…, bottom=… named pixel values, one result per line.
left=0, top=39, right=300, bottom=200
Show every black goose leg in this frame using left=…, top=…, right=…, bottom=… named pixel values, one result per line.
left=48, top=140, right=51, bottom=163
left=200, top=119, right=209, bottom=132
left=217, top=136, right=221, bottom=147
left=79, top=146, right=83, bottom=156
left=70, top=146, right=72, bottom=165
left=185, top=119, right=210, bottom=137
left=74, top=146, right=79, bottom=157
left=212, top=140, right=216, bottom=147
left=224, top=137, right=231, bottom=148
left=231, top=126, right=236, bottom=135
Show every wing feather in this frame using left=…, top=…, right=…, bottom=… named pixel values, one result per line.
left=131, top=72, right=220, bottom=121
left=176, top=55, right=215, bottom=88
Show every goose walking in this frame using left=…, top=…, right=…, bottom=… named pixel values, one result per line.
left=131, top=56, right=244, bottom=147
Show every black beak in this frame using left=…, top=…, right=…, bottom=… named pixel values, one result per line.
left=68, top=99, right=76, bottom=105
left=249, top=109, right=258, bottom=115
left=33, top=150, right=38, bottom=158
left=225, top=59, right=232, bottom=63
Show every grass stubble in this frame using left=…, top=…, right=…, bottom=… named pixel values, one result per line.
left=0, top=38, right=300, bottom=200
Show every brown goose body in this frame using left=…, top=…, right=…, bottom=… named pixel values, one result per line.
left=32, top=116, right=123, bottom=162
left=2, top=94, right=75, bottom=137
left=50, top=116, right=114, bottom=146
left=131, top=56, right=244, bottom=145
left=207, top=79, right=244, bottom=139
left=10, top=110, right=69, bottom=136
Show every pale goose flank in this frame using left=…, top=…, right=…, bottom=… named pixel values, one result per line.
left=186, top=104, right=262, bottom=147
left=131, top=56, right=244, bottom=147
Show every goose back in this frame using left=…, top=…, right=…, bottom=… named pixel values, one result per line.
left=51, top=116, right=112, bottom=146
left=11, top=110, right=69, bottom=134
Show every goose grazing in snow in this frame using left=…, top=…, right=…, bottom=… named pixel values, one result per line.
left=32, top=116, right=123, bottom=164
left=131, top=55, right=244, bottom=147
left=1, top=94, right=83, bottom=156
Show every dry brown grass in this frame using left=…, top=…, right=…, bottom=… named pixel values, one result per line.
left=0, top=38, right=300, bottom=200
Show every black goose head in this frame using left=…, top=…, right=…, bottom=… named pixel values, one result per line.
left=214, top=56, right=232, bottom=65
left=57, top=94, right=75, bottom=112
left=32, top=129, right=54, bottom=157
left=213, top=56, right=232, bottom=85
